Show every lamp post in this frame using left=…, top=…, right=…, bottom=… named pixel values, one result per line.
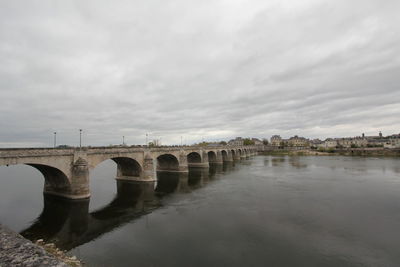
left=79, top=129, right=82, bottom=148
left=181, top=136, right=183, bottom=146
left=146, top=133, right=148, bottom=146
left=122, top=136, right=125, bottom=145
left=53, top=132, right=57, bottom=148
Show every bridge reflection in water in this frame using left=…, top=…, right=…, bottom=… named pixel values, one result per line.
left=20, top=162, right=235, bottom=251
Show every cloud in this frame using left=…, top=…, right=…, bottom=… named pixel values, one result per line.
left=0, top=0, right=399, bottom=147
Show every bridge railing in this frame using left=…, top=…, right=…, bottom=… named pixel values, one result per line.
left=0, top=145, right=261, bottom=158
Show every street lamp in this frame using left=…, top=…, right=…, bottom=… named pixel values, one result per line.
left=122, top=136, right=125, bottom=145
left=79, top=129, right=82, bottom=148
left=53, top=132, right=57, bottom=148
left=146, top=133, right=148, bottom=146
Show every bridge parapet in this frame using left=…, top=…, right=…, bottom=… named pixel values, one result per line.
left=0, top=148, right=75, bottom=158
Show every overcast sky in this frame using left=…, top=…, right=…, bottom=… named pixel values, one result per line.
left=0, top=0, right=399, bottom=147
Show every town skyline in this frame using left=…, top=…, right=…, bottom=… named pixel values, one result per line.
left=1, top=129, right=399, bottom=149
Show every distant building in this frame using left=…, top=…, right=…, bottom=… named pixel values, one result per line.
left=288, top=135, right=310, bottom=147
left=337, top=137, right=368, bottom=148
left=251, top=138, right=263, bottom=145
left=228, top=137, right=244, bottom=146
left=383, top=133, right=400, bottom=148
left=318, top=138, right=338, bottom=148
left=267, top=132, right=399, bottom=150
left=270, top=135, right=282, bottom=147
left=363, top=132, right=387, bottom=147
left=317, top=132, right=399, bottom=149
left=309, top=139, right=323, bottom=147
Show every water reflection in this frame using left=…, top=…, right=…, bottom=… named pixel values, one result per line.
left=208, top=163, right=222, bottom=179
left=222, top=161, right=235, bottom=173
left=21, top=195, right=89, bottom=245
left=2, top=156, right=400, bottom=267
left=288, top=157, right=308, bottom=169
left=271, top=157, right=286, bottom=166
left=21, top=182, right=160, bottom=251
left=19, top=164, right=227, bottom=251
left=155, top=172, right=182, bottom=195
left=188, top=168, right=203, bottom=189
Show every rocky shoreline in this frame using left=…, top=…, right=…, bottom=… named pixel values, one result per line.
left=0, top=224, right=81, bottom=267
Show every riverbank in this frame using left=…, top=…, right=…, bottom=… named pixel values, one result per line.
left=262, top=150, right=331, bottom=156
left=0, top=224, right=81, bottom=267
left=261, top=148, right=400, bottom=157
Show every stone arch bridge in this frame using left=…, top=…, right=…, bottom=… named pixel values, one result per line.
left=0, top=145, right=259, bottom=199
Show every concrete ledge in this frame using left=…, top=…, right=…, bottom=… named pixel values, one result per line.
left=0, top=224, right=70, bottom=267
left=116, top=176, right=156, bottom=182
left=188, top=163, right=209, bottom=168
left=43, top=191, right=91, bottom=200
left=156, top=169, right=189, bottom=173
left=209, top=161, right=224, bottom=164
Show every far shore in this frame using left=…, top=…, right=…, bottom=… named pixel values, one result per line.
left=261, top=148, right=400, bottom=157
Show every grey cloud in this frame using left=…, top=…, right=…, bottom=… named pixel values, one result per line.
left=0, top=0, right=399, bottom=147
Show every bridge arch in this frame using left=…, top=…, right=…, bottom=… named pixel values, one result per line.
left=90, top=156, right=143, bottom=181
left=157, top=154, right=180, bottom=172
left=112, top=157, right=142, bottom=178
left=22, top=163, right=71, bottom=197
left=187, top=152, right=202, bottom=164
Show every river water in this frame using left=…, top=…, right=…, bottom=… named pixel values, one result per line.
left=1, top=155, right=400, bottom=267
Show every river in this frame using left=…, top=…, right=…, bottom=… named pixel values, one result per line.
left=1, top=155, right=400, bottom=267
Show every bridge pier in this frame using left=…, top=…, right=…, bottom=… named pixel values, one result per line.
left=200, top=151, right=211, bottom=167
left=215, top=151, right=224, bottom=164
left=67, top=158, right=91, bottom=199
left=178, top=152, right=189, bottom=173
left=224, top=151, right=234, bottom=162
left=143, top=154, right=156, bottom=181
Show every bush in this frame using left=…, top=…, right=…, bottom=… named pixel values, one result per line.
left=327, top=147, right=335, bottom=153
left=243, top=138, right=255, bottom=145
